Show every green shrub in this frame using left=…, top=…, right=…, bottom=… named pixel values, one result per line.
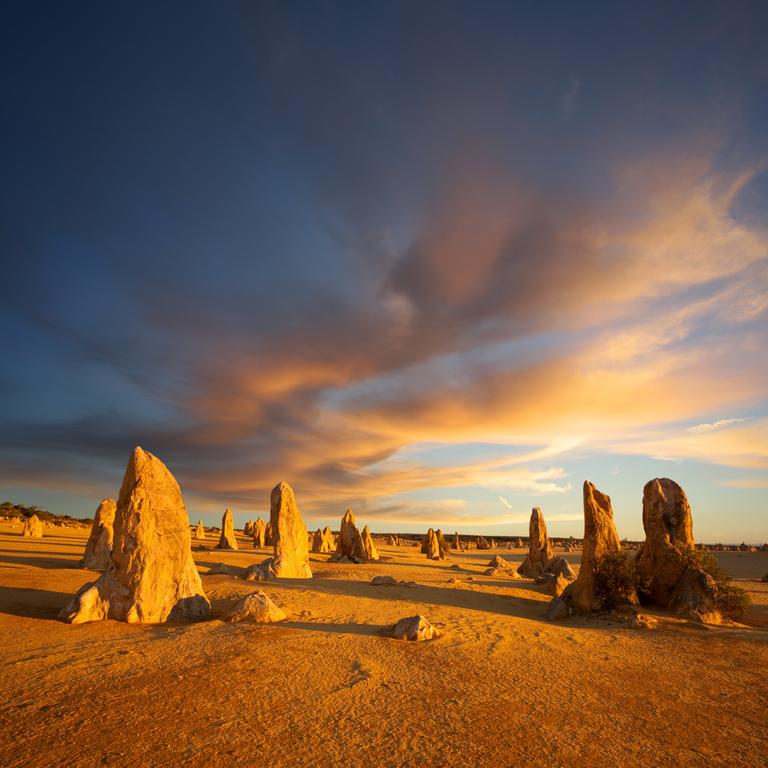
left=594, top=551, right=646, bottom=607
left=681, top=548, right=750, bottom=621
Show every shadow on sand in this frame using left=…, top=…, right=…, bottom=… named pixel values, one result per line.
left=0, top=586, right=72, bottom=620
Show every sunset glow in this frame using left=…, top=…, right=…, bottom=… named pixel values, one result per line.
left=2, top=3, right=766, bottom=542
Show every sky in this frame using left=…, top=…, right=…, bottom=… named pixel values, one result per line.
left=1, top=1, right=767, bottom=542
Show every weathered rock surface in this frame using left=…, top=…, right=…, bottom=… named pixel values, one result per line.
left=311, top=527, right=334, bottom=554
left=435, top=529, right=449, bottom=559
left=244, top=520, right=253, bottom=536
left=252, top=517, right=267, bottom=548
left=270, top=482, right=312, bottom=578
left=518, top=507, right=554, bottom=577
left=360, top=525, right=379, bottom=561
left=21, top=514, right=43, bottom=538
left=217, top=508, right=238, bottom=550
left=420, top=528, right=434, bottom=554
left=194, top=520, right=206, bottom=540
left=225, top=591, right=286, bottom=623
left=59, top=447, right=210, bottom=624
left=476, top=536, right=491, bottom=550
left=545, top=572, right=571, bottom=597
left=264, top=521, right=274, bottom=547
left=668, top=566, right=721, bottom=624
left=424, top=528, right=444, bottom=560
left=81, top=499, right=116, bottom=569
left=390, top=615, right=439, bottom=641
left=637, top=478, right=695, bottom=607
left=545, top=596, right=571, bottom=620
left=331, top=509, right=376, bottom=563
left=560, top=481, right=632, bottom=613
left=452, top=531, right=463, bottom=551
left=487, top=555, right=512, bottom=570
left=244, top=559, right=276, bottom=581
left=387, top=534, right=400, bottom=546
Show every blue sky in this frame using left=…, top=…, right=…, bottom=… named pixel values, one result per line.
left=1, top=2, right=767, bottom=541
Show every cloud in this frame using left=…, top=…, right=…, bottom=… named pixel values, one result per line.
left=687, top=418, right=745, bottom=434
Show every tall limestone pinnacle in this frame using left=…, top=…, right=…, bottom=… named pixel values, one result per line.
left=60, top=447, right=210, bottom=624
left=270, top=482, right=312, bottom=578
left=81, top=498, right=116, bottom=570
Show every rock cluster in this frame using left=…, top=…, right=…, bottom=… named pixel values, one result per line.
left=21, top=514, right=43, bottom=538
left=311, top=526, right=334, bottom=554
left=423, top=528, right=447, bottom=560
left=81, top=499, right=116, bottom=570
left=59, top=447, right=210, bottom=624
left=330, top=509, right=378, bottom=563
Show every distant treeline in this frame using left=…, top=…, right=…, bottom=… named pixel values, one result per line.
left=0, top=501, right=91, bottom=525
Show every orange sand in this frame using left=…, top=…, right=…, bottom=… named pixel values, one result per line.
left=0, top=522, right=766, bottom=767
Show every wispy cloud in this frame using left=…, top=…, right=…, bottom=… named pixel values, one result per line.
left=687, top=418, right=745, bottom=434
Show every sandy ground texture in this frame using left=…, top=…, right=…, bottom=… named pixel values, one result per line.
left=0, top=521, right=766, bottom=768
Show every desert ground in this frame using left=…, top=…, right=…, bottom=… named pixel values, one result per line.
left=1, top=522, right=766, bottom=768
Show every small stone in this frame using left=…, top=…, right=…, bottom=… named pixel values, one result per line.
left=225, top=591, right=286, bottom=623
left=390, top=615, right=439, bottom=641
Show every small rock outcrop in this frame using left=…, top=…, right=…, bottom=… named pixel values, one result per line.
left=21, top=514, right=43, bottom=538
left=390, top=615, right=439, bottom=641
left=59, top=447, right=210, bottom=624
left=518, top=507, right=554, bottom=577
left=487, top=555, right=512, bottom=570
left=560, top=481, right=633, bottom=613
left=387, top=534, right=400, bottom=546
left=194, top=520, right=206, bottom=540
left=225, top=591, right=286, bottom=623
left=264, top=521, right=274, bottom=547
left=636, top=478, right=695, bottom=607
left=476, top=536, right=491, bottom=550
left=452, top=531, right=463, bottom=551
left=217, top=508, right=238, bottom=550
left=81, top=499, right=116, bottom=570
left=252, top=517, right=267, bottom=548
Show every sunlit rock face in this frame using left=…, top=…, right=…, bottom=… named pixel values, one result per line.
left=252, top=517, right=267, bottom=548
left=331, top=509, right=370, bottom=564
left=517, top=507, right=553, bottom=577
left=217, top=508, right=238, bottom=550
left=637, top=478, right=695, bottom=607
left=81, top=499, right=116, bottom=570
left=270, top=482, right=312, bottom=578
left=21, top=514, right=43, bottom=538
left=561, top=481, right=631, bottom=613
left=60, top=447, right=210, bottom=624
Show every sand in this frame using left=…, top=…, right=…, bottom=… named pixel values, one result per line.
left=0, top=522, right=766, bottom=768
